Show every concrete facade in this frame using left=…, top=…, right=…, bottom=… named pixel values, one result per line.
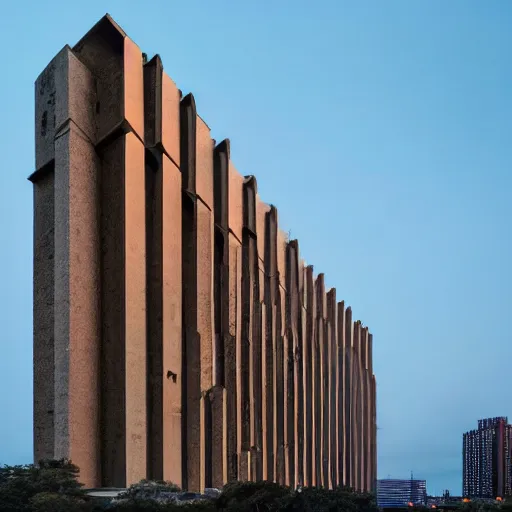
left=31, top=15, right=377, bottom=491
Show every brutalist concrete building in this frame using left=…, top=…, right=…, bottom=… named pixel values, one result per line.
left=30, top=14, right=377, bottom=492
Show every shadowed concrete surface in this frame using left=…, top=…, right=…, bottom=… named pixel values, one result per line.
left=31, top=14, right=377, bottom=492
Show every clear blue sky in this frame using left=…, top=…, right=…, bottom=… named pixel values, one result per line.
left=1, top=0, right=511, bottom=496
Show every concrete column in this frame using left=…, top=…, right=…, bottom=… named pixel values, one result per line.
left=180, top=94, right=216, bottom=491
left=371, top=374, right=377, bottom=492
left=360, top=327, right=367, bottom=491
left=259, top=265, right=268, bottom=479
left=228, top=162, right=246, bottom=480
left=351, top=322, right=363, bottom=491
left=287, top=240, right=303, bottom=488
left=275, top=227, right=287, bottom=484
left=327, top=289, right=337, bottom=488
left=304, top=266, right=315, bottom=486
left=284, top=241, right=297, bottom=487
left=357, top=328, right=365, bottom=491
left=73, top=17, right=148, bottom=487
left=208, top=386, right=228, bottom=488
left=257, top=199, right=272, bottom=481
left=180, top=94, right=201, bottom=491
left=54, top=122, right=101, bottom=484
left=277, top=230, right=293, bottom=486
left=344, top=307, right=353, bottom=488
left=300, top=263, right=309, bottom=487
left=32, top=169, right=55, bottom=466
left=337, top=301, right=346, bottom=486
left=99, top=129, right=147, bottom=487
left=316, top=275, right=329, bottom=488
left=242, top=176, right=262, bottom=481
left=367, top=333, right=376, bottom=492
left=229, top=233, right=242, bottom=479
left=215, top=141, right=238, bottom=484
left=262, top=207, right=278, bottom=482
left=143, top=55, right=182, bottom=486
left=313, top=274, right=325, bottom=486
left=32, top=42, right=101, bottom=487
left=369, top=332, right=377, bottom=493
left=196, top=115, right=215, bottom=491
left=213, top=140, right=231, bottom=486
left=367, top=343, right=373, bottom=491
left=256, top=234, right=266, bottom=478
left=33, top=43, right=97, bottom=478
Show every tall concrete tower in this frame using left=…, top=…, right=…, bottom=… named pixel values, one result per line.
left=31, top=14, right=377, bottom=491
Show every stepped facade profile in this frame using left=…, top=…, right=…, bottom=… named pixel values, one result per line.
left=31, top=15, right=377, bottom=491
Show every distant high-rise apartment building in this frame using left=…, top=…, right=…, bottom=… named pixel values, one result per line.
left=463, top=417, right=512, bottom=498
left=377, top=479, right=427, bottom=508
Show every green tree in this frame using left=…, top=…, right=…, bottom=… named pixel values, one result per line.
left=0, top=459, right=93, bottom=512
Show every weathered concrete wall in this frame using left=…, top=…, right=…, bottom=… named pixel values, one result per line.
left=31, top=14, right=377, bottom=492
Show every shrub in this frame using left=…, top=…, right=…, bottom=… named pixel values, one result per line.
left=29, top=491, right=92, bottom=512
left=118, top=480, right=181, bottom=501
left=217, top=480, right=291, bottom=511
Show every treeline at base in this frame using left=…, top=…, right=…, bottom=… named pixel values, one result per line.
left=0, top=460, right=378, bottom=512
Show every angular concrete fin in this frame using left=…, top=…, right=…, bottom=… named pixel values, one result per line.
left=196, top=116, right=214, bottom=208
left=289, top=238, right=299, bottom=253
left=144, top=55, right=163, bottom=149
left=74, top=15, right=145, bottom=142
left=345, top=306, right=352, bottom=327
left=361, top=327, right=368, bottom=370
left=213, top=139, right=230, bottom=388
left=214, top=139, right=230, bottom=231
left=303, top=263, right=315, bottom=486
left=228, top=161, right=244, bottom=243
left=143, top=54, right=180, bottom=164
left=326, top=288, right=337, bottom=489
left=265, top=206, right=278, bottom=277
left=337, top=301, right=345, bottom=344
left=180, top=93, right=197, bottom=194
left=276, top=229, right=288, bottom=291
left=315, top=274, right=326, bottom=317
left=160, top=67, right=182, bottom=167
left=255, top=197, right=270, bottom=263
left=242, top=175, right=257, bottom=235
left=74, top=14, right=127, bottom=49
left=368, top=333, right=373, bottom=373
left=336, top=299, right=346, bottom=486
left=327, top=288, right=336, bottom=319
left=285, top=240, right=299, bottom=294
left=289, top=240, right=302, bottom=310
left=353, top=321, right=362, bottom=353
left=34, top=46, right=96, bottom=174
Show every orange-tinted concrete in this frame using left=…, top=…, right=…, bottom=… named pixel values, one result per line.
left=32, top=14, right=377, bottom=491
left=344, top=307, right=353, bottom=488
left=144, top=55, right=182, bottom=486
left=304, top=266, right=315, bottom=487
left=327, top=289, right=337, bottom=488
left=337, top=301, right=346, bottom=486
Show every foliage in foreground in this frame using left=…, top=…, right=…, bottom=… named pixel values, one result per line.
left=0, top=459, right=381, bottom=511
left=0, top=459, right=95, bottom=511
